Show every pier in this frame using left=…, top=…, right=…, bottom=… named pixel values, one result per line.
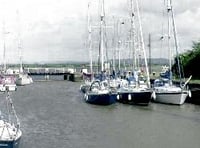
left=25, top=67, right=83, bottom=82
left=25, top=67, right=73, bottom=75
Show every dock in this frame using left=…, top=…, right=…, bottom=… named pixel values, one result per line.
left=25, top=67, right=83, bottom=82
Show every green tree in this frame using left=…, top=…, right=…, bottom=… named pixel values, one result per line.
left=173, top=41, right=200, bottom=79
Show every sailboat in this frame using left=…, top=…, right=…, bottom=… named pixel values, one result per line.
left=153, top=0, right=191, bottom=105
left=0, top=75, right=17, bottom=92
left=15, top=10, right=33, bottom=86
left=83, top=0, right=117, bottom=105
left=0, top=21, right=17, bottom=92
left=15, top=40, right=33, bottom=86
left=116, top=0, right=153, bottom=105
left=80, top=2, right=94, bottom=94
left=15, top=45, right=33, bottom=86
left=15, top=70, right=33, bottom=86
left=0, top=89, right=22, bottom=147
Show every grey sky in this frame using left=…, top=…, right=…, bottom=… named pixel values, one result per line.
left=0, top=0, right=199, bottom=64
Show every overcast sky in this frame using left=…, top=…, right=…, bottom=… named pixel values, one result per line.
left=0, top=0, right=199, bottom=64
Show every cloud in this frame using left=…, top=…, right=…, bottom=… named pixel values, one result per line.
left=0, top=0, right=199, bottom=64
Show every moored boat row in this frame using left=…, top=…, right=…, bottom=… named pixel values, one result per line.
left=80, top=0, right=192, bottom=107
left=80, top=0, right=154, bottom=106
left=80, top=70, right=154, bottom=106
left=80, top=73, right=192, bottom=106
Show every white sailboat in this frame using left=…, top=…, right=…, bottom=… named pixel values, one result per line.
left=15, top=48, right=33, bottom=86
left=15, top=42, right=33, bottom=86
left=153, top=0, right=191, bottom=105
left=0, top=90, right=22, bottom=147
left=15, top=72, right=33, bottom=86
left=80, top=1, right=93, bottom=93
left=15, top=11, right=33, bottom=86
left=0, top=21, right=17, bottom=92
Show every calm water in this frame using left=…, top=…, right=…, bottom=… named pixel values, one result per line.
left=10, top=78, right=200, bottom=148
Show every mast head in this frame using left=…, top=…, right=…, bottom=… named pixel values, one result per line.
left=100, top=0, right=105, bottom=19
left=167, top=0, right=172, bottom=11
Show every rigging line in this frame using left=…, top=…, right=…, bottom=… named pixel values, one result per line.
left=5, top=123, right=12, bottom=139
left=16, top=10, right=23, bottom=73
left=126, top=20, right=132, bottom=69
left=6, top=91, right=20, bottom=128
left=166, top=0, right=173, bottom=84
left=112, top=16, right=116, bottom=71
left=99, top=0, right=105, bottom=71
left=0, top=120, right=5, bottom=138
left=170, top=0, right=184, bottom=83
left=135, top=0, right=150, bottom=87
left=87, top=1, right=93, bottom=74
left=103, top=22, right=109, bottom=63
left=102, top=0, right=109, bottom=65
left=98, top=38, right=101, bottom=73
left=160, top=0, right=166, bottom=62
left=6, top=91, right=11, bottom=123
left=130, top=0, right=136, bottom=70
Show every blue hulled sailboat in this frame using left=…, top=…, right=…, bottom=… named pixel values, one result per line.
left=0, top=90, right=22, bottom=148
left=83, top=0, right=117, bottom=105
left=116, top=0, right=153, bottom=105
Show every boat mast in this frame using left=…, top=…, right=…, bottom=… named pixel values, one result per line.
left=17, top=10, right=23, bottom=73
left=148, top=33, right=152, bottom=74
left=167, top=0, right=173, bottom=85
left=170, top=0, right=183, bottom=84
left=135, top=0, right=150, bottom=87
left=99, top=0, right=105, bottom=72
left=112, top=16, right=116, bottom=72
left=87, top=2, right=93, bottom=74
left=117, top=20, right=121, bottom=71
left=2, top=21, right=7, bottom=73
left=130, top=0, right=136, bottom=70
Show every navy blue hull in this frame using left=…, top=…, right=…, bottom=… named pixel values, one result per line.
left=117, top=91, right=152, bottom=105
left=0, top=137, right=21, bottom=148
left=85, top=93, right=117, bottom=105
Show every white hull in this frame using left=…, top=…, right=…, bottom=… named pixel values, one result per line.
left=0, top=84, right=6, bottom=92
left=16, top=78, right=33, bottom=86
left=5, top=84, right=17, bottom=92
left=16, top=74, right=33, bottom=86
left=0, top=84, right=17, bottom=92
left=0, top=120, right=22, bottom=142
left=154, top=85, right=189, bottom=105
left=154, top=91, right=188, bottom=105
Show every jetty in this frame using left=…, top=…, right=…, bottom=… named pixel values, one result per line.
left=24, top=67, right=83, bottom=82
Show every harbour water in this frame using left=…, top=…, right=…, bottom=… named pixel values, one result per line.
left=9, top=78, right=200, bottom=148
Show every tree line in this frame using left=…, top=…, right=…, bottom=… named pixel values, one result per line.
left=173, top=41, right=200, bottom=79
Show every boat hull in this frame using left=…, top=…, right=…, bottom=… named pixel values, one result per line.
left=84, top=93, right=117, bottom=105
left=15, top=74, right=33, bottom=86
left=15, top=78, right=32, bottom=86
left=0, top=136, right=21, bottom=148
left=154, top=91, right=188, bottom=105
left=117, top=90, right=152, bottom=105
left=5, top=84, right=17, bottom=92
left=0, top=84, right=6, bottom=92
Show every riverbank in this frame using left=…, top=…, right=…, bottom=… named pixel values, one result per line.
left=186, top=82, right=200, bottom=105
